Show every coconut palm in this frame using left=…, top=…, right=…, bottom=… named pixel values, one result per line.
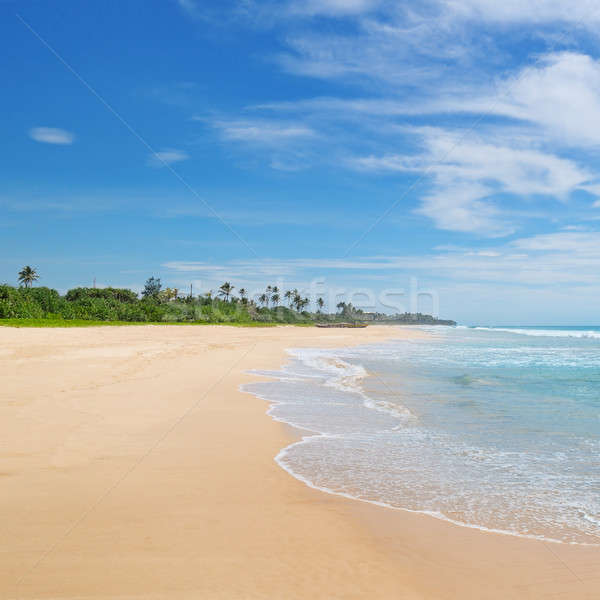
left=284, top=290, right=293, bottom=307
left=317, top=297, right=324, bottom=312
left=292, top=290, right=303, bottom=311
left=259, top=293, right=268, bottom=307
left=18, top=266, right=39, bottom=288
left=271, top=293, right=280, bottom=306
left=265, top=285, right=273, bottom=307
left=218, top=282, right=235, bottom=302
left=238, top=288, right=248, bottom=305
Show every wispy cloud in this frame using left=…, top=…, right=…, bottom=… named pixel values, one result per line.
left=260, top=53, right=600, bottom=147
left=208, top=118, right=316, bottom=145
left=353, top=127, right=598, bottom=235
left=286, top=0, right=383, bottom=17
left=147, top=148, right=190, bottom=167
left=442, top=0, right=600, bottom=26
left=178, top=1, right=600, bottom=242
left=196, top=116, right=319, bottom=170
left=29, top=127, right=74, bottom=145
left=383, top=53, right=600, bottom=149
left=162, top=228, right=600, bottom=287
left=512, top=231, right=600, bottom=252
left=176, top=0, right=202, bottom=20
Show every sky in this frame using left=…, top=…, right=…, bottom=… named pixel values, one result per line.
left=3, top=0, right=600, bottom=324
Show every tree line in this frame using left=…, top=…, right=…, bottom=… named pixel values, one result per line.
left=3, top=267, right=454, bottom=325
left=1, top=267, right=330, bottom=324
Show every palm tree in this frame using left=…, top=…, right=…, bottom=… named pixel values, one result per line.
left=18, top=266, right=39, bottom=288
left=238, top=288, right=248, bottom=305
left=284, top=290, right=293, bottom=307
left=259, top=293, right=268, bottom=307
left=317, top=297, right=324, bottom=312
left=271, top=293, right=280, bottom=306
left=218, top=282, right=234, bottom=302
left=293, top=290, right=304, bottom=312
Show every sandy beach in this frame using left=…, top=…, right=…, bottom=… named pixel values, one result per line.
left=1, top=324, right=598, bottom=599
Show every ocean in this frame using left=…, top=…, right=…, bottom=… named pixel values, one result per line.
left=243, top=326, right=600, bottom=545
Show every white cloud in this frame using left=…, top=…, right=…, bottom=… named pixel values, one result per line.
left=287, top=0, right=382, bottom=17
left=148, top=149, right=190, bottom=167
left=425, top=233, right=600, bottom=285
left=262, top=52, right=600, bottom=151
left=198, top=117, right=318, bottom=170
left=177, top=0, right=201, bottom=19
left=29, top=127, right=74, bottom=145
left=418, top=183, right=510, bottom=237
left=442, top=0, right=600, bottom=25
left=353, top=128, right=596, bottom=235
left=251, top=51, right=600, bottom=234
left=161, top=231, right=600, bottom=287
left=183, top=4, right=600, bottom=239
left=512, top=231, right=600, bottom=253
left=273, top=2, right=597, bottom=86
left=210, top=119, right=316, bottom=145
left=436, top=53, right=600, bottom=148
left=285, top=0, right=600, bottom=25
left=276, top=24, right=450, bottom=85
left=254, top=97, right=417, bottom=115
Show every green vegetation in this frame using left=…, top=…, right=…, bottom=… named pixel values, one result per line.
left=0, top=282, right=318, bottom=325
left=0, top=270, right=326, bottom=327
left=1, top=268, right=455, bottom=328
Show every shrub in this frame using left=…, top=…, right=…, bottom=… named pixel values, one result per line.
left=65, top=287, right=138, bottom=303
left=0, top=285, right=45, bottom=318
left=24, top=287, right=62, bottom=313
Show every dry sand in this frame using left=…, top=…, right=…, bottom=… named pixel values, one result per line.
left=1, top=324, right=598, bottom=599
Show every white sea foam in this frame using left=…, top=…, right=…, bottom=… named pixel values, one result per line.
left=583, top=513, right=600, bottom=527
left=471, top=326, right=600, bottom=339
left=286, top=348, right=415, bottom=422
left=273, top=440, right=591, bottom=545
left=288, top=350, right=368, bottom=394
left=242, top=335, right=600, bottom=546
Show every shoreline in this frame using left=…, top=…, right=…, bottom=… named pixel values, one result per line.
left=2, top=324, right=598, bottom=599
left=246, top=348, right=598, bottom=547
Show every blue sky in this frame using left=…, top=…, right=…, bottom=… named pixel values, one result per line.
left=3, top=0, right=600, bottom=324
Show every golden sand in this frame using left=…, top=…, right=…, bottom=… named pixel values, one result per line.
left=1, top=324, right=598, bottom=599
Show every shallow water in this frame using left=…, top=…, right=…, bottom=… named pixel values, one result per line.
left=243, top=326, right=600, bottom=544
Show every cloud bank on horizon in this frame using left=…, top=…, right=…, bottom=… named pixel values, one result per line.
left=4, top=0, right=600, bottom=323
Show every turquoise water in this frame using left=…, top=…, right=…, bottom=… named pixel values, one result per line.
left=243, top=326, right=600, bottom=544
